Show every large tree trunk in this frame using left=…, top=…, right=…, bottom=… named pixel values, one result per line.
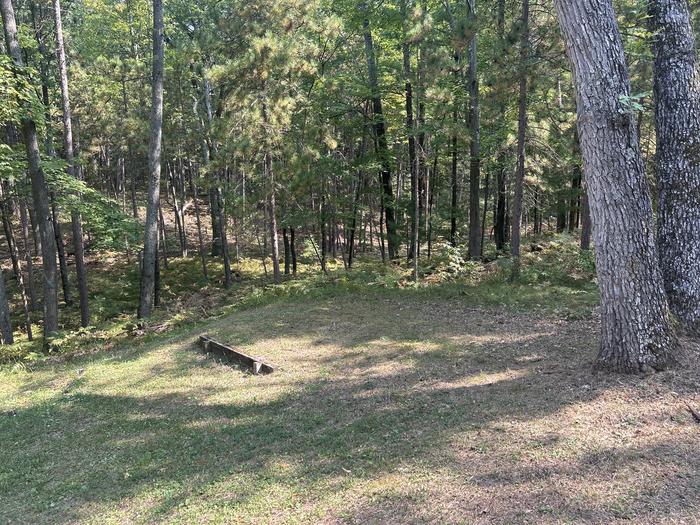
left=649, top=0, right=700, bottom=334
left=1, top=0, right=59, bottom=337
left=362, top=10, right=398, bottom=259
left=138, top=0, right=164, bottom=318
left=467, top=0, right=482, bottom=259
left=511, top=0, right=529, bottom=277
left=554, top=0, right=678, bottom=372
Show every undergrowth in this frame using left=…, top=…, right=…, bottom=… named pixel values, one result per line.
left=0, top=235, right=598, bottom=364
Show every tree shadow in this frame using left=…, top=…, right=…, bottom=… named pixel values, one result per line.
left=1, top=291, right=697, bottom=523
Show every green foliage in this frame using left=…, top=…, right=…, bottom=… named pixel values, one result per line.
left=0, top=56, right=45, bottom=126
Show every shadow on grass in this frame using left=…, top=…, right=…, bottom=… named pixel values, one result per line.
left=0, top=291, right=696, bottom=524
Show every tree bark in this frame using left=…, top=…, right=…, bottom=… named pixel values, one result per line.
left=402, top=0, right=418, bottom=266
left=0, top=267, right=13, bottom=344
left=290, top=227, right=297, bottom=275
left=265, top=153, right=281, bottom=283
left=511, top=0, right=529, bottom=277
left=649, top=0, right=700, bottom=334
left=1, top=0, right=59, bottom=337
left=0, top=186, right=31, bottom=339
left=554, top=0, right=679, bottom=372
left=138, top=0, right=164, bottom=318
left=50, top=195, right=71, bottom=305
left=467, top=0, right=482, bottom=259
left=493, top=13, right=508, bottom=261
left=580, top=188, right=591, bottom=250
left=362, top=8, right=398, bottom=259
left=189, top=167, right=208, bottom=280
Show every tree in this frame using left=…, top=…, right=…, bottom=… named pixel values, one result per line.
left=553, top=0, right=679, bottom=372
left=138, top=0, right=164, bottom=318
left=649, top=0, right=700, bottom=334
left=1, top=0, right=59, bottom=338
left=466, top=0, right=481, bottom=259
left=0, top=265, right=12, bottom=344
left=511, top=0, right=529, bottom=277
left=53, top=0, right=90, bottom=327
left=361, top=5, right=398, bottom=260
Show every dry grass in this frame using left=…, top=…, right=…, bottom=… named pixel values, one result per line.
left=1, top=290, right=699, bottom=524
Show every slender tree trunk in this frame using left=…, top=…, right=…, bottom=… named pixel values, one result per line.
left=1, top=0, right=59, bottom=337
left=209, top=189, right=222, bottom=256
left=290, top=227, right=297, bottom=275
left=450, top=111, right=459, bottom=246
left=189, top=169, right=208, bottom=280
left=362, top=9, right=398, bottom=259
left=347, top=131, right=367, bottom=269
left=580, top=188, right=591, bottom=250
left=649, top=0, right=700, bottom=334
left=0, top=267, right=12, bottom=344
left=265, top=153, right=281, bottom=283
left=158, top=201, right=169, bottom=270
left=480, top=170, right=490, bottom=254
left=494, top=0, right=508, bottom=253
left=219, top=185, right=232, bottom=288
left=50, top=196, right=71, bottom=305
left=0, top=188, right=32, bottom=339
left=467, top=0, right=482, bottom=259
left=138, top=0, right=164, bottom=318
left=283, top=227, right=290, bottom=275
left=511, top=0, right=529, bottom=277
left=568, top=172, right=581, bottom=232
left=402, top=0, right=418, bottom=265
left=554, top=0, right=679, bottom=372
left=19, top=200, right=36, bottom=311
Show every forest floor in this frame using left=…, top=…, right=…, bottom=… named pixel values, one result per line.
left=1, top=259, right=699, bottom=524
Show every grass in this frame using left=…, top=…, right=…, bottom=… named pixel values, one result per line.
left=0, top=247, right=699, bottom=523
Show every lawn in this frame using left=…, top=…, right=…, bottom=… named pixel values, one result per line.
left=1, top=286, right=699, bottom=524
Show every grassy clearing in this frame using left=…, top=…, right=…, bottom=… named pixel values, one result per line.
left=1, top=262, right=699, bottom=523
left=1, top=235, right=599, bottom=363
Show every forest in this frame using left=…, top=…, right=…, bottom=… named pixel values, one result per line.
left=1, top=0, right=699, bottom=523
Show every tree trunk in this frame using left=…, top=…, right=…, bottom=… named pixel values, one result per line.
left=189, top=168, right=208, bottom=280
left=0, top=267, right=13, bottom=344
left=18, top=200, right=36, bottom=311
left=580, top=188, right=591, bottom=250
left=283, top=227, right=290, bottom=275
left=511, top=0, right=529, bottom=277
left=1, top=0, right=59, bottom=337
left=402, top=0, right=418, bottom=265
left=450, top=111, right=459, bottom=246
left=138, top=0, right=164, bottom=318
left=218, top=185, right=232, bottom=288
left=554, top=0, right=679, bottom=372
left=50, top=195, right=71, bottom=305
left=467, top=0, right=482, bottom=259
left=209, top=187, right=222, bottom=256
left=0, top=186, right=32, bottom=339
left=265, top=153, right=281, bottom=283
left=290, top=227, right=297, bottom=275
left=362, top=9, right=398, bottom=259
left=649, top=0, right=700, bottom=334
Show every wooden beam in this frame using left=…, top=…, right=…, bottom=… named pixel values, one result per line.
left=198, top=335, right=274, bottom=374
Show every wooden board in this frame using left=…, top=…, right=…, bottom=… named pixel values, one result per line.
left=198, top=335, right=274, bottom=374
